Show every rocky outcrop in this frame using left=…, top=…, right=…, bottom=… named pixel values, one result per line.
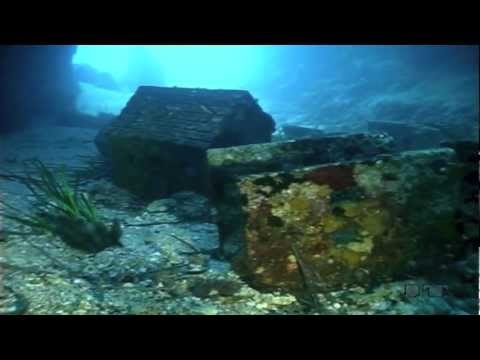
left=282, top=125, right=325, bottom=140
left=73, top=63, right=120, bottom=91
left=219, top=148, right=466, bottom=293
left=0, top=45, right=78, bottom=133
left=368, top=120, right=446, bottom=151
left=95, top=86, right=275, bottom=199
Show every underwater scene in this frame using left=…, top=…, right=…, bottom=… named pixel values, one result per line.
left=0, top=45, right=478, bottom=315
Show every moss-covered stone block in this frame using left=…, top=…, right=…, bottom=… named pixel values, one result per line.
left=95, top=86, right=275, bottom=199
left=207, top=133, right=394, bottom=183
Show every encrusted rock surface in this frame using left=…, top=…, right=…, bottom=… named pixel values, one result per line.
left=222, top=148, right=466, bottom=293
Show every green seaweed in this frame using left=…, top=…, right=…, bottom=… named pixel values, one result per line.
left=1, top=159, right=122, bottom=253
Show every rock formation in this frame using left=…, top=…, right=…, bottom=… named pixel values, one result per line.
left=0, top=45, right=78, bottom=133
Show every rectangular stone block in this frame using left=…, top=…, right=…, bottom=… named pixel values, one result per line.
left=95, top=86, right=275, bottom=199
left=208, top=133, right=394, bottom=182
left=225, top=148, right=465, bottom=292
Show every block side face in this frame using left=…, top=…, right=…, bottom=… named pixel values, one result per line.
left=109, top=135, right=211, bottom=199
left=228, top=149, right=463, bottom=292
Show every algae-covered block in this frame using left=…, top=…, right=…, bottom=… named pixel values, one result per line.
left=207, top=133, right=395, bottom=181
left=228, top=148, right=465, bottom=292
left=95, top=86, right=275, bottom=199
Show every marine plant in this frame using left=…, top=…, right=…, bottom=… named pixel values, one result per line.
left=0, top=159, right=122, bottom=253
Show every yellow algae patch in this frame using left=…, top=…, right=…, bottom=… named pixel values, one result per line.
left=322, top=214, right=346, bottom=233
left=357, top=210, right=389, bottom=237
left=341, top=201, right=363, bottom=218
left=345, top=236, right=374, bottom=254
left=255, top=266, right=266, bottom=274
left=328, top=247, right=364, bottom=267
left=271, top=182, right=333, bottom=223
